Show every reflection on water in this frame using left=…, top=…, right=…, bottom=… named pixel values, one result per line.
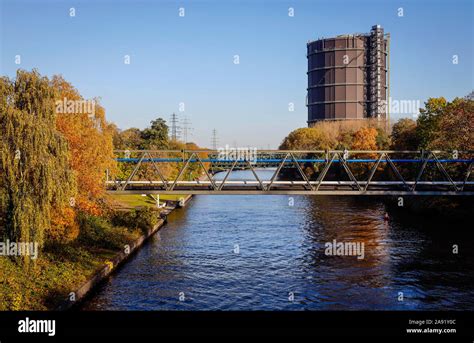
left=82, top=170, right=474, bottom=310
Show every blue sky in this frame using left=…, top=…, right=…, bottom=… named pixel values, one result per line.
left=1, top=0, right=472, bottom=148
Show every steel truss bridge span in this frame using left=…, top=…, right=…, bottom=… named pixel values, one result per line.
left=107, top=150, right=474, bottom=196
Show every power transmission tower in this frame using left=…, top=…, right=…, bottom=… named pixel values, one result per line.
left=181, top=115, right=193, bottom=145
left=211, top=129, right=218, bottom=150
left=169, top=113, right=181, bottom=141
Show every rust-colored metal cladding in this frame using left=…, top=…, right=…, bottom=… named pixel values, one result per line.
left=307, top=25, right=389, bottom=125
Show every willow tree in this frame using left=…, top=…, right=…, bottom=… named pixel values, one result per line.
left=0, top=70, right=76, bottom=266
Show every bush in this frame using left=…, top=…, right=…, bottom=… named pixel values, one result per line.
left=111, top=210, right=135, bottom=228
left=111, top=207, right=159, bottom=234
left=133, top=207, right=159, bottom=232
left=77, top=213, right=139, bottom=250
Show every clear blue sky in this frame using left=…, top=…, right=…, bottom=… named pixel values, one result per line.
left=1, top=0, right=472, bottom=148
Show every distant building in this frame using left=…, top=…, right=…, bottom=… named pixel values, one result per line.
left=307, top=25, right=390, bottom=126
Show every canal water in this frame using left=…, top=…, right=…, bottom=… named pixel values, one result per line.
left=82, top=170, right=474, bottom=310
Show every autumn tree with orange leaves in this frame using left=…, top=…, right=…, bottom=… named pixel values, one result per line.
left=51, top=76, right=116, bottom=218
left=349, top=127, right=379, bottom=176
left=351, top=127, right=378, bottom=151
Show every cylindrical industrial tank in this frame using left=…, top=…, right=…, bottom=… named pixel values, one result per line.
left=307, top=35, right=369, bottom=125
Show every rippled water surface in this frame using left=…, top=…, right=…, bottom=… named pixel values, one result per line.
left=82, top=170, right=474, bottom=310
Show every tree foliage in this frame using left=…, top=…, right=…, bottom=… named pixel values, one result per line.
left=416, top=97, right=447, bottom=149
left=140, top=118, right=169, bottom=149
left=112, top=127, right=143, bottom=150
left=111, top=118, right=207, bottom=182
left=51, top=75, right=116, bottom=216
left=391, top=97, right=473, bottom=151
left=279, top=127, right=335, bottom=150
left=279, top=121, right=389, bottom=151
left=426, top=98, right=473, bottom=150
left=0, top=70, right=76, bottom=264
left=391, top=118, right=419, bottom=150
left=351, top=127, right=378, bottom=150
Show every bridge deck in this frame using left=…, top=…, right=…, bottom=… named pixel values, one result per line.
left=106, top=181, right=474, bottom=195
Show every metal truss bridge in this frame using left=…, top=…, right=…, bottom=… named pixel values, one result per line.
left=106, top=150, right=474, bottom=196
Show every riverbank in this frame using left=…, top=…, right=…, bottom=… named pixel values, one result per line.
left=0, top=195, right=191, bottom=311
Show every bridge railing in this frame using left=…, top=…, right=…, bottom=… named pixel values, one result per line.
left=106, top=150, right=474, bottom=195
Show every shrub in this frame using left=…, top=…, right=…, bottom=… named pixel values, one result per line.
left=111, top=210, right=135, bottom=228
left=111, top=207, right=159, bottom=234
left=77, top=213, right=138, bottom=250
left=133, top=207, right=159, bottom=233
